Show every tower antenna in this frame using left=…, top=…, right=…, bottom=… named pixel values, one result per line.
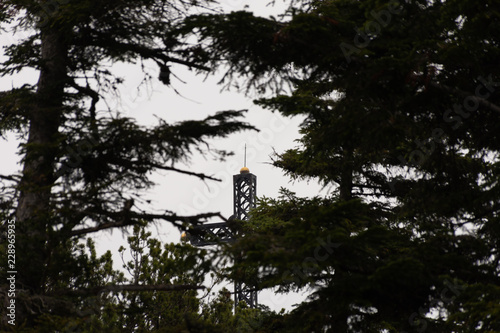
left=244, top=143, right=247, bottom=167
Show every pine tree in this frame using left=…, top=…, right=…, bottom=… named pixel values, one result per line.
left=0, top=0, right=255, bottom=329
left=180, top=0, right=500, bottom=331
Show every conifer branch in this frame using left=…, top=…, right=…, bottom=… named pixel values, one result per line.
left=429, top=81, right=500, bottom=114
left=150, top=163, right=221, bottom=181
left=70, top=211, right=226, bottom=237
left=67, top=80, right=100, bottom=116
left=80, top=35, right=211, bottom=71
left=0, top=174, right=19, bottom=182
left=50, top=284, right=206, bottom=297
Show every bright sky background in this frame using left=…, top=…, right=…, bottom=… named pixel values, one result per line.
left=0, top=0, right=325, bottom=312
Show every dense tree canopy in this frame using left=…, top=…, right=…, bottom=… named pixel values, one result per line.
left=2, top=0, right=500, bottom=331
left=178, top=0, right=500, bottom=331
left=0, top=0, right=255, bottom=330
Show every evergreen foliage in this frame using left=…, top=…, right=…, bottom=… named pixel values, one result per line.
left=180, top=0, right=500, bottom=331
left=2, top=0, right=500, bottom=331
left=0, top=0, right=255, bottom=330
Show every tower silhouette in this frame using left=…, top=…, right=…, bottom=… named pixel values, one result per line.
left=187, top=166, right=258, bottom=309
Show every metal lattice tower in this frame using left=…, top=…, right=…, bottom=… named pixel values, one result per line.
left=233, top=168, right=256, bottom=221
left=232, top=167, right=257, bottom=308
left=187, top=166, right=258, bottom=309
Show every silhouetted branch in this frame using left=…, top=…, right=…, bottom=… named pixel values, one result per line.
left=151, top=163, right=221, bottom=181
left=429, top=81, right=500, bottom=114
left=50, top=284, right=206, bottom=297
left=0, top=174, right=20, bottom=182
left=70, top=211, right=227, bottom=237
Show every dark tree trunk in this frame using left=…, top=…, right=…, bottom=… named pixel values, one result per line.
left=15, top=27, right=67, bottom=293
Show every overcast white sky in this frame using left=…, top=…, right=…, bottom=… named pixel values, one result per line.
left=0, top=0, right=324, bottom=311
